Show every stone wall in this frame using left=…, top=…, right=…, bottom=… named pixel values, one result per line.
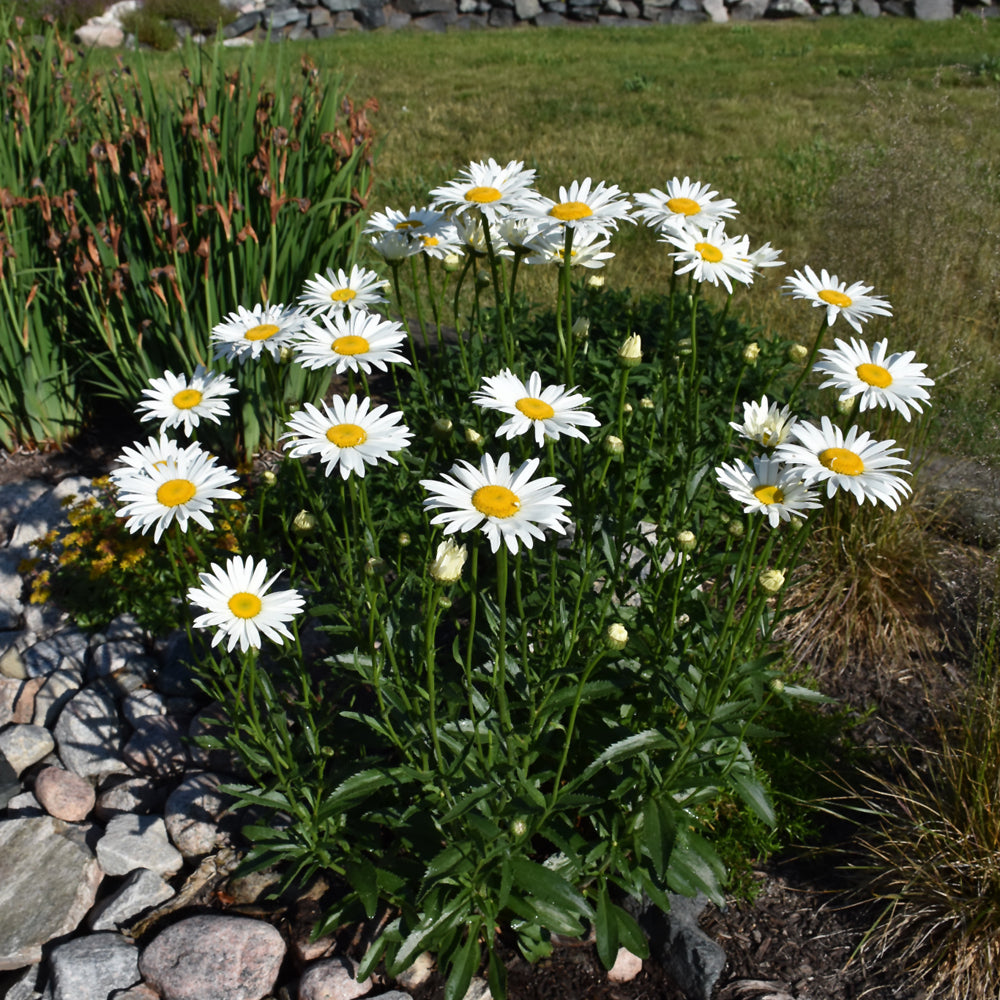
left=74, top=0, right=999, bottom=48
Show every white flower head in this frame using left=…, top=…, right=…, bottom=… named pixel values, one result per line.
left=294, top=310, right=411, bottom=375
left=729, top=395, right=797, bottom=448
left=110, top=434, right=200, bottom=484
left=282, top=396, right=413, bottom=480
left=364, top=205, right=461, bottom=260
left=421, top=452, right=572, bottom=555
left=429, top=158, right=539, bottom=224
left=633, top=176, right=739, bottom=234
left=187, top=555, right=305, bottom=654
left=662, top=222, right=755, bottom=294
left=136, top=366, right=236, bottom=438
left=775, top=416, right=912, bottom=509
left=211, top=303, right=316, bottom=365
left=715, top=456, right=823, bottom=528
left=298, top=264, right=388, bottom=319
left=783, top=266, right=892, bottom=333
left=523, top=228, right=615, bottom=270
left=370, top=230, right=421, bottom=263
left=813, top=337, right=934, bottom=422
left=471, top=369, right=600, bottom=447
left=114, top=447, right=241, bottom=543
left=526, top=177, right=634, bottom=238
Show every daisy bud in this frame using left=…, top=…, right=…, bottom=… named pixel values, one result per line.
left=759, top=568, right=786, bottom=594
left=770, top=677, right=785, bottom=693
left=442, top=252, right=464, bottom=272
left=604, top=435, right=624, bottom=456
left=429, top=538, right=468, bottom=584
left=438, top=593, right=453, bottom=609
left=742, top=342, right=760, bottom=365
left=836, top=394, right=857, bottom=416
left=398, top=532, right=412, bottom=547
left=572, top=317, right=591, bottom=340
left=464, top=426, right=485, bottom=446
left=787, top=343, right=809, bottom=363
left=279, top=346, right=296, bottom=365
left=585, top=273, right=605, bottom=289
left=292, top=509, right=317, bottom=534
left=510, top=818, right=528, bottom=838
left=623, top=402, right=633, bottom=415
left=618, top=334, right=642, bottom=367
left=727, top=520, right=745, bottom=539
left=431, top=417, right=454, bottom=441
left=261, top=470, right=278, bottom=487
left=365, top=556, right=388, bottom=578
left=675, top=530, right=696, bottom=552
left=476, top=270, right=492, bottom=289
left=639, top=397, right=654, bottom=410
left=606, top=623, right=629, bottom=650
left=675, top=613, right=690, bottom=628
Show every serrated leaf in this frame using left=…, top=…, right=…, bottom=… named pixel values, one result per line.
left=667, top=829, right=726, bottom=906
left=444, top=920, right=481, bottom=1000
left=345, top=858, right=378, bottom=918
left=595, top=884, right=619, bottom=970
left=613, top=903, right=649, bottom=959
left=510, top=859, right=592, bottom=919
left=641, top=796, right=676, bottom=878
left=729, top=768, right=776, bottom=826
left=580, top=730, right=670, bottom=782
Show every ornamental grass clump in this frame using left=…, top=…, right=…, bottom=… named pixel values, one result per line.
left=29, top=158, right=934, bottom=999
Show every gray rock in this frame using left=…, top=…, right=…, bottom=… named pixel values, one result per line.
left=8, top=477, right=96, bottom=555
left=5, top=790, right=44, bottom=818
left=462, top=980, right=492, bottom=1000
left=0, top=639, right=26, bottom=679
left=123, top=714, right=187, bottom=778
left=223, top=9, right=263, bottom=34
left=768, top=0, right=816, bottom=12
left=395, top=951, right=434, bottom=991
left=95, top=774, right=168, bottom=820
left=22, top=629, right=91, bottom=679
left=0, top=674, right=37, bottom=726
left=396, top=0, right=455, bottom=12
left=54, top=684, right=128, bottom=779
left=857, top=0, right=880, bottom=12
left=154, top=631, right=198, bottom=697
left=298, top=957, right=372, bottom=1000
left=4, top=963, right=44, bottom=1000
left=74, top=21, right=126, bottom=45
left=103, top=614, right=146, bottom=643
left=356, top=0, right=388, bottom=26
left=164, top=771, right=235, bottom=857
left=0, top=749, right=18, bottom=809
left=0, top=480, right=50, bottom=541
left=376, top=994, right=415, bottom=1000
left=652, top=893, right=726, bottom=1000
left=96, top=814, right=183, bottom=877
left=88, top=639, right=149, bottom=680
left=139, top=914, right=286, bottom=1000
left=0, top=724, right=55, bottom=776
left=33, top=765, right=96, bottom=822
left=46, top=932, right=141, bottom=1000
left=0, top=815, right=104, bottom=970
left=514, top=0, right=542, bottom=15
left=32, top=663, right=84, bottom=728
left=88, top=868, right=176, bottom=931
left=122, top=688, right=167, bottom=727
left=702, top=0, right=728, bottom=19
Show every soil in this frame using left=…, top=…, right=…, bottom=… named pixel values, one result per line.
left=3, top=415, right=988, bottom=1000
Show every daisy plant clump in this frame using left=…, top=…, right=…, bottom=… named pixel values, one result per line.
left=54, top=163, right=933, bottom=1000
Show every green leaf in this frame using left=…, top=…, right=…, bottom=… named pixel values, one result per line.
left=510, top=860, right=592, bottom=919
left=667, top=829, right=726, bottom=906
left=345, top=858, right=379, bottom=919
left=595, top=884, right=619, bottom=970
left=444, top=921, right=481, bottom=1000
left=487, top=947, right=508, bottom=1000
left=729, top=768, right=776, bottom=826
left=641, top=796, right=676, bottom=878
left=580, top=730, right=670, bottom=783
left=613, top=903, right=649, bottom=960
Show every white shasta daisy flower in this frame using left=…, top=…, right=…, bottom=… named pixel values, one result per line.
left=136, top=366, right=236, bottom=438
left=187, top=555, right=304, bottom=654
left=783, top=266, right=892, bottom=334
left=523, top=228, right=615, bottom=270
left=729, top=395, right=797, bottom=448
left=364, top=206, right=461, bottom=260
left=527, top=177, right=634, bottom=237
left=211, top=303, right=316, bottom=365
left=294, top=310, right=411, bottom=374
left=662, top=222, right=754, bottom=294
left=430, top=158, right=539, bottom=223
left=715, top=456, right=822, bottom=528
left=775, top=416, right=911, bottom=509
left=298, top=265, right=388, bottom=319
left=471, top=370, right=600, bottom=447
left=114, top=448, right=241, bottom=543
left=370, top=230, right=421, bottom=263
left=633, top=176, right=739, bottom=234
left=282, top=396, right=412, bottom=479
left=813, top=337, right=934, bottom=422
left=110, top=435, right=198, bottom=484
left=746, top=241, right=785, bottom=275
left=421, top=452, right=571, bottom=554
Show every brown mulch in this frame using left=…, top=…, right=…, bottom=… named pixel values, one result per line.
left=2, top=419, right=965, bottom=1000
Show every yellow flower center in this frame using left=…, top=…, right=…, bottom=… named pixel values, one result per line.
left=331, top=288, right=357, bottom=302
left=421, top=235, right=439, bottom=247
left=819, top=447, right=865, bottom=476
left=172, top=388, right=203, bottom=410
left=156, top=478, right=197, bottom=507
left=753, top=484, right=785, bottom=505
left=666, top=196, right=701, bottom=216
left=332, top=335, right=370, bottom=356
left=472, top=485, right=521, bottom=519
left=395, top=219, right=423, bottom=230
left=326, top=423, right=367, bottom=448
left=244, top=323, right=280, bottom=341
left=465, top=186, right=502, bottom=204
left=856, top=362, right=893, bottom=388
left=227, top=591, right=262, bottom=619
left=694, top=242, right=723, bottom=263
left=515, top=396, right=556, bottom=421
left=818, top=289, right=852, bottom=308
left=549, top=201, right=593, bottom=222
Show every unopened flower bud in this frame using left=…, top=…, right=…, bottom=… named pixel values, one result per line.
left=639, top=397, right=654, bottom=410
left=676, top=530, right=696, bottom=552
left=365, top=556, right=388, bottom=577
left=769, top=677, right=785, bottom=693
left=618, top=334, right=642, bottom=367
left=429, top=538, right=467, bottom=584
left=572, top=317, right=591, bottom=340
left=475, top=270, right=492, bottom=288
left=585, top=273, right=605, bottom=289
left=438, top=593, right=453, bottom=609
left=261, top=470, right=278, bottom=487
left=606, top=623, right=629, bottom=650
left=442, top=252, right=464, bottom=272
left=279, top=345, right=295, bottom=364
left=742, top=342, right=760, bottom=364
left=398, top=532, right=412, bottom=547
left=759, top=568, right=786, bottom=594
left=623, top=402, right=633, bottom=415
left=836, top=395, right=857, bottom=416
left=787, top=343, right=808, bottom=363
left=510, top=818, right=528, bottom=838
left=292, top=509, right=317, bottom=534
left=677, top=337, right=692, bottom=355
left=604, top=435, right=624, bottom=456
left=464, top=426, right=484, bottom=446
left=727, top=520, right=745, bottom=539
left=431, top=417, right=454, bottom=441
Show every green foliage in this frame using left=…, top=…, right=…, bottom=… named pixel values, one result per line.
left=120, top=7, right=183, bottom=50
left=120, top=0, right=237, bottom=49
